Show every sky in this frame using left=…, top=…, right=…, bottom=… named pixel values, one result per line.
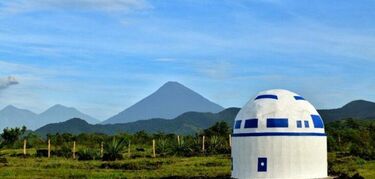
left=0, top=0, right=374, bottom=120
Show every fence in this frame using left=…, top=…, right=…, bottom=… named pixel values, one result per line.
left=19, top=135, right=232, bottom=159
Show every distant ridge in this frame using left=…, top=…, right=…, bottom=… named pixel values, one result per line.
left=0, top=105, right=38, bottom=130
left=36, top=99, right=375, bottom=135
left=102, top=81, right=224, bottom=124
left=0, top=104, right=99, bottom=130
left=38, top=104, right=99, bottom=125
left=36, top=107, right=239, bottom=136
left=318, top=100, right=375, bottom=123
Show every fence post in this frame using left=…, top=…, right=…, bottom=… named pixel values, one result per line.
left=152, top=139, right=156, bottom=158
left=177, top=135, right=180, bottom=145
left=229, top=134, right=232, bottom=147
left=202, top=136, right=205, bottom=152
left=128, top=141, right=131, bottom=158
left=73, top=141, right=76, bottom=159
left=23, top=139, right=27, bottom=155
left=48, top=139, right=51, bottom=158
left=100, top=141, right=104, bottom=158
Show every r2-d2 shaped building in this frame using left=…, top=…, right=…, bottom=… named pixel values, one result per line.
left=231, top=89, right=327, bottom=179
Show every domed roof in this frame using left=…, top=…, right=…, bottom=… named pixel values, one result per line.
left=233, top=89, right=325, bottom=135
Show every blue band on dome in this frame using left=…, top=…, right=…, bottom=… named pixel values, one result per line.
left=232, top=132, right=326, bottom=137
left=255, top=95, right=278, bottom=100
left=294, top=96, right=305, bottom=100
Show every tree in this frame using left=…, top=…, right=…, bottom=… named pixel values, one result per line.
left=202, top=121, right=230, bottom=137
left=1, top=126, right=26, bottom=146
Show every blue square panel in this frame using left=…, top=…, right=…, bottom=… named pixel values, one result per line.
left=304, top=120, right=310, bottom=128
left=257, top=157, right=267, bottom=172
left=296, top=120, right=302, bottom=128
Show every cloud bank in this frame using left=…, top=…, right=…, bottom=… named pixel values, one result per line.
left=0, top=0, right=151, bottom=15
left=0, top=76, right=19, bottom=90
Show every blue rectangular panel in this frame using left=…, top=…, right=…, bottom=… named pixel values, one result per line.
left=234, top=120, right=242, bottom=129
left=258, top=157, right=267, bottom=172
left=244, top=119, right=258, bottom=128
left=296, top=120, right=302, bottom=128
left=255, top=95, right=278, bottom=100
left=311, top=115, right=324, bottom=128
left=294, top=96, right=305, bottom=100
left=267, top=118, right=288, bottom=128
left=304, top=120, right=310, bottom=128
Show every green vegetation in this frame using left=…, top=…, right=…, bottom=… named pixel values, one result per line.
left=326, top=119, right=375, bottom=178
left=0, top=155, right=231, bottom=178
left=0, top=120, right=374, bottom=178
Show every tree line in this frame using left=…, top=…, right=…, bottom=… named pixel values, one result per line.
left=0, top=119, right=374, bottom=178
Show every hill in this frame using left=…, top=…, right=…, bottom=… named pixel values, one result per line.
left=36, top=107, right=240, bottom=136
left=0, top=104, right=99, bottom=130
left=103, top=81, right=224, bottom=124
left=0, top=105, right=39, bottom=130
left=318, top=100, right=375, bottom=123
left=35, top=99, right=375, bottom=135
left=38, top=104, right=99, bottom=125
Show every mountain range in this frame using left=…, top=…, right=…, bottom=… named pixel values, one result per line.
left=2, top=80, right=375, bottom=134
left=0, top=81, right=223, bottom=130
left=36, top=107, right=239, bottom=136
left=0, top=104, right=99, bottom=130
left=35, top=100, right=375, bottom=136
left=103, top=81, right=224, bottom=124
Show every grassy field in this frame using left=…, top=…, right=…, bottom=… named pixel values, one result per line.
left=1, top=149, right=375, bottom=178
left=0, top=153, right=231, bottom=178
left=358, top=161, right=375, bottom=179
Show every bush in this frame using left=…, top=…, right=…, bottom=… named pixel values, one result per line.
left=0, top=157, right=8, bottom=164
left=102, top=138, right=127, bottom=161
left=171, top=137, right=193, bottom=157
left=156, top=138, right=171, bottom=156
left=328, top=155, right=365, bottom=178
left=207, top=136, right=230, bottom=155
left=77, top=148, right=100, bottom=161
left=53, top=144, right=72, bottom=158
left=100, top=160, right=170, bottom=170
left=36, top=149, right=49, bottom=157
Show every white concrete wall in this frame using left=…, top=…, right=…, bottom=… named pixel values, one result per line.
left=232, top=136, right=327, bottom=179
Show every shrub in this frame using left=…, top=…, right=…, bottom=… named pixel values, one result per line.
left=156, top=138, right=171, bottom=156
left=102, top=137, right=127, bottom=161
left=0, top=157, right=8, bottom=164
left=171, top=137, right=193, bottom=157
left=54, top=144, right=72, bottom=158
left=77, top=148, right=100, bottom=161
left=36, top=149, right=49, bottom=157
left=328, top=156, right=365, bottom=178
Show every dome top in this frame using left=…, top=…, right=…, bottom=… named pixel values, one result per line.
left=233, top=89, right=325, bottom=135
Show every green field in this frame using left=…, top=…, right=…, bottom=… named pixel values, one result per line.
left=1, top=151, right=375, bottom=178
left=0, top=151, right=231, bottom=178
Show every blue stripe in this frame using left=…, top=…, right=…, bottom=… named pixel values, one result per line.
left=294, top=96, right=305, bottom=100
left=232, top=132, right=326, bottom=137
left=244, top=119, right=258, bottom=128
left=267, top=118, right=288, bottom=128
left=255, top=94, right=278, bottom=100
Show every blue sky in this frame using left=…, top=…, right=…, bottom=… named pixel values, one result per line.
left=0, top=0, right=374, bottom=120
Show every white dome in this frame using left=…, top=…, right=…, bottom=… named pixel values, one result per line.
left=233, top=89, right=325, bottom=134
left=231, top=89, right=327, bottom=179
